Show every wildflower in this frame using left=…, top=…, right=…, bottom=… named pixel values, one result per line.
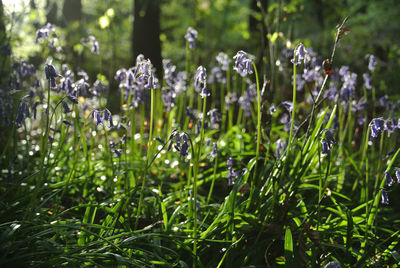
left=363, top=73, right=372, bottom=89
left=216, top=52, right=230, bottom=71
left=168, top=130, right=191, bottom=157
left=32, top=101, right=39, bottom=119
left=62, top=120, right=72, bottom=126
left=93, top=110, right=103, bottom=125
left=385, top=172, right=394, bottom=187
left=200, top=87, right=210, bottom=98
left=291, top=43, right=306, bottom=65
left=321, top=141, right=331, bottom=154
left=15, top=100, right=30, bottom=127
left=340, top=72, right=357, bottom=103
left=238, top=81, right=257, bottom=117
left=184, top=27, right=198, bottom=49
left=210, top=142, right=218, bottom=158
left=293, top=74, right=305, bottom=91
left=275, top=138, right=286, bottom=158
left=365, top=54, right=377, bottom=71
left=394, top=167, right=400, bottom=183
left=325, top=261, right=340, bottom=268
left=269, top=105, right=276, bottom=115
left=45, top=63, right=61, bottom=89
left=369, top=118, right=385, bottom=139
left=381, top=188, right=389, bottom=205
left=35, top=23, right=55, bottom=43
left=225, top=92, right=238, bottom=111
left=281, top=101, right=293, bottom=113
left=208, top=66, right=226, bottom=84
left=227, top=157, right=235, bottom=167
left=194, top=66, right=207, bottom=92
left=154, top=137, right=166, bottom=145
left=207, top=108, right=221, bottom=129
left=233, top=50, right=253, bottom=77
left=89, top=36, right=100, bottom=54
left=103, top=108, right=114, bottom=127
left=111, top=149, right=122, bottom=157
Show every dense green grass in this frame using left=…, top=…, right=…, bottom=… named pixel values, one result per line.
left=1, top=18, right=400, bottom=267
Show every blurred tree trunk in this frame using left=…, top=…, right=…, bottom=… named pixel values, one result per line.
left=0, top=0, right=11, bottom=85
left=132, top=0, right=162, bottom=77
left=46, top=0, right=58, bottom=25
left=62, top=0, right=82, bottom=24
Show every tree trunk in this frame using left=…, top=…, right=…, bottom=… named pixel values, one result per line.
left=0, top=0, right=11, bottom=85
left=132, top=0, right=162, bottom=77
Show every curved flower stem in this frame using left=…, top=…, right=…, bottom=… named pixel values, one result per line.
left=287, top=61, right=297, bottom=161
left=135, top=87, right=154, bottom=230
left=247, top=61, right=261, bottom=209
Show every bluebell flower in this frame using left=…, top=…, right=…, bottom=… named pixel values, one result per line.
left=238, top=81, right=257, bottom=117
left=208, top=66, right=226, bottom=84
left=369, top=118, right=385, bottom=139
left=365, top=54, right=377, bottom=71
left=394, top=167, right=400, bottom=183
left=363, top=73, right=372, bottom=89
left=89, top=36, right=100, bottom=54
left=184, top=27, right=198, bottom=49
left=207, top=108, right=221, bottom=129
left=200, top=87, right=210, bottom=98
left=381, top=188, right=389, bottom=205
left=32, top=101, right=39, bottom=119
left=194, top=66, right=207, bottom=92
left=62, top=120, right=72, bottom=126
left=269, top=105, right=276, bottom=115
left=338, top=66, right=349, bottom=80
left=61, top=101, right=71, bottom=113
left=385, top=172, right=394, bottom=187
left=103, top=108, right=114, bottom=127
left=233, top=50, right=254, bottom=77
left=275, top=138, right=286, bottom=158
left=293, top=74, right=305, bottom=91
left=35, top=23, right=55, bottom=43
left=281, top=101, right=293, bottom=113
left=340, top=72, right=357, bottom=103
left=384, top=118, right=396, bottom=134
left=154, top=137, right=166, bottom=145
left=325, top=261, right=340, bottom=268
left=225, top=92, right=238, bottom=111
left=93, top=110, right=103, bottom=125
left=45, top=63, right=61, bottom=89
left=112, top=149, right=123, bottom=157
left=216, top=52, right=230, bottom=71
left=15, top=100, right=30, bottom=127
left=210, top=142, right=218, bottom=158
left=321, top=141, right=330, bottom=154
left=291, top=43, right=306, bottom=65
left=227, top=157, right=235, bottom=167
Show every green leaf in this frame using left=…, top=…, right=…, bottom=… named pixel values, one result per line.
left=284, top=227, right=295, bottom=266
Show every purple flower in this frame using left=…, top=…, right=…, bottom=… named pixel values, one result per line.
left=369, top=118, right=385, bottom=139
left=293, top=74, right=305, bottom=91
left=216, top=52, right=230, bottom=71
left=385, top=172, right=394, bottom=187
left=321, top=141, right=330, bottom=154
left=366, top=54, right=377, bottom=71
left=269, top=105, right=276, bottom=115
left=207, top=108, right=221, bottom=129
left=88, top=36, right=100, bottom=54
left=325, top=261, right=341, bottom=268
left=194, top=66, right=207, bottom=92
left=381, top=188, right=389, bottom=205
left=281, top=101, right=293, bottom=113
left=363, top=73, right=372, bottom=89
left=200, top=87, right=210, bottom=98
left=291, top=43, right=306, bottom=65
left=185, top=27, right=198, bottom=49
left=395, top=167, right=400, bottom=183
left=233, top=50, right=254, bottom=77
left=275, top=138, right=286, bottom=158
left=340, top=72, right=357, bottom=103
left=210, top=142, right=218, bottom=158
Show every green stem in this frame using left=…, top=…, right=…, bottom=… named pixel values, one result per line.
left=135, top=88, right=155, bottom=229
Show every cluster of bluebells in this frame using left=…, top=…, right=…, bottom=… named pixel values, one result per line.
left=36, top=23, right=61, bottom=51
left=233, top=50, right=254, bottom=77
left=184, top=27, right=198, bottom=49
left=115, top=55, right=159, bottom=107
left=161, top=59, right=186, bottom=111
left=381, top=168, right=400, bottom=205
left=93, top=108, right=114, bottom=127
left=167, top=129, right=191, bottom=157
left=216, top=52, right=230, bottom=71
left=226, top=157, right=244, bottom=187
left=9, top=60, right=38, bottom=91
left=207, top=108, right=221, bottom=129
left=82, top=36, right=100, bottom=55
left=368, top=117, right=400, bottom=140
